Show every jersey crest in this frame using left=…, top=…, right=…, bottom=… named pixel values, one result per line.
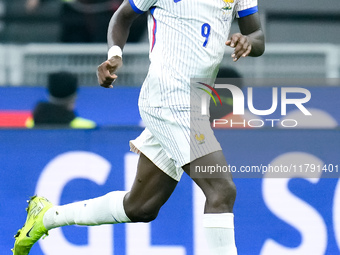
left=221, top=0, right=234, bottom=20
left=222, top=0, right=234, bottom=11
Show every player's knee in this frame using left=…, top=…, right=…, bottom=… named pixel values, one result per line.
left=126, top=205, right=159, bottom=223
left=206, top=180, right=236, bottom=211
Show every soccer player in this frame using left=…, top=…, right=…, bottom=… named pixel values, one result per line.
left=13, top=0, right=264, bottom=254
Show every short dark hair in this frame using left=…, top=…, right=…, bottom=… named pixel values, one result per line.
left=48, top=71, right=78, bottom=98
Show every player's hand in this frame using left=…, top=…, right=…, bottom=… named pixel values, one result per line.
left=97, top=56, right=123, bottom=88
left=226, top=33, right=252, bottom=62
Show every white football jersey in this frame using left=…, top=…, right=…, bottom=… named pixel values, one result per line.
left=129, top=0, right=258, bottom=106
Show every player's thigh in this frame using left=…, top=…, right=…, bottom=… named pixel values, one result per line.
left=124, top=153, right=178, bottom=215
left=183, top=150, right=236, bottom=205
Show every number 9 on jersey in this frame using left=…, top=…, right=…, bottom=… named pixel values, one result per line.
left=201, top=23, right=211, bottom=47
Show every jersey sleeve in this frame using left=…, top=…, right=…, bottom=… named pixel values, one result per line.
left=128, top=0, right=157, bottom=14
left=235, top=0, right=258, bottom=18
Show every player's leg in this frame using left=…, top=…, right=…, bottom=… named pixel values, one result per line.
left=183, top=150, right=236, bottom=213
left=183, top=150, right=238, bottom=255
left=12, top=153, right=177, bottom=255
left=123, top=152, right=178, bottom=222
left=42, top=153, right=177, bottom=228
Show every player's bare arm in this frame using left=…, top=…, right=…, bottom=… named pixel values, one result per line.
left=226, top=12, right=265, bottom=62
left=97, top=0, right=140, bottom=88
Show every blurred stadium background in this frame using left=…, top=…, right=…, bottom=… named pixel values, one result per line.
left=1, top=0, right=340, bottom=255
left=0, top=0, right=339, bottom=86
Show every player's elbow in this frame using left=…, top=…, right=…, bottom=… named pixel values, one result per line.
left=250, top=36, right=265, bottom=57
left=255, top=42, right=265, bottom=57
left=260, top=45, right=265, bottom=56
left=258, top=35, right=265, bottom=56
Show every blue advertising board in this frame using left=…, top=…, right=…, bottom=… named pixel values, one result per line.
left=1, top=128, right=340, bottom=254
left=1, top=86, right=340, bottom=127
